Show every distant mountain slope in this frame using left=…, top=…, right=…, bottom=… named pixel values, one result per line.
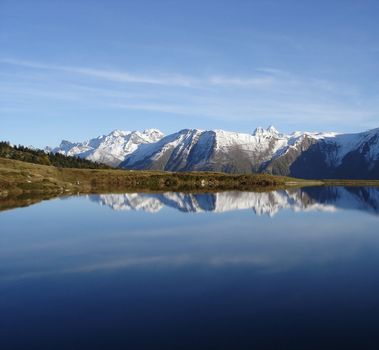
left=119, top=126, right=335, bottom=173
left=287, top=128, right=379, bottom=179
left=50, top=126, right=379, bottom=179
left=50, top=129, right=163, bottom=167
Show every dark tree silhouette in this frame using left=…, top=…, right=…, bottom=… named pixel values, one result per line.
left=0, top=141, right=110, bottom=169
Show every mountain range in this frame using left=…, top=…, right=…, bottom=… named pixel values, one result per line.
left=50, top=126, right=379, bottom=179
left=88, top=187, right=379, bottom=216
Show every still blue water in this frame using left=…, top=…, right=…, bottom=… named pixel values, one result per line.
left=1, top=187, right=379, bottom=349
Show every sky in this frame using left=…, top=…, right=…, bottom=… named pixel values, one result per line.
left=1, top=0, right=379, bottom=147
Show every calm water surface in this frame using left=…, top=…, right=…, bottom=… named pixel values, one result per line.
left=1, top=186, right=379, bottom=349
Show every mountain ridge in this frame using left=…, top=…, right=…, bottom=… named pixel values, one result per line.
left=50, top=126, right=379, bottom=179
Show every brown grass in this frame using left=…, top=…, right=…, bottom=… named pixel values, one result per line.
left=0, top=157, right=318, bottom=197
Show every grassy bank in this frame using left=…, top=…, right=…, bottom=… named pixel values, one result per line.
left=2, top=157, right=379, bottom=212
left=0, top=157, right=317, bottom=197
left=322, top=179, right=379, bottom=186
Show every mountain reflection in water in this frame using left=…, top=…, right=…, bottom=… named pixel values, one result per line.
left=88, top=186, right=379, bottom=216
left=2, top=186, right=379, bottom=349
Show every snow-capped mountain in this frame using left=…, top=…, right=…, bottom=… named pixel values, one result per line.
left=51, top=129, right=164, bottom=167
left=283, top=127, right=379, bottom=179
left=88, top=187, right=379, bottom=216
left=50, top=126, right=379, bottom=179
left=119, top=126, right=379, bottom=178
left=120, top=126, right=331, bottom=173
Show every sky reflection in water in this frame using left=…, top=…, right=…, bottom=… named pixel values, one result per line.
left=1, top=187, right=379, bottom=349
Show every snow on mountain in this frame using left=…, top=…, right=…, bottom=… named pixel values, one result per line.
left=322, top=128, right=379, bottom=167
left=88, top=187, right=379, bottom=216
left=49, top=126, right=379, bottom=178
left=121, top=127, right=284, bottom=171
left=120, top=126, right=351, bottom=173
left=51, top=129, right=164, bottom=167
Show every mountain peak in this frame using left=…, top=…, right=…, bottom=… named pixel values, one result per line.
left=50, top=126, right=379, bottom=179
left=267, top=125, right=279, bottom=134
left=109, top=129, right=130, bottom=137
left=142, top=128, right=164, bottom=136
left=59, top=139, right=76, bottom=148
left=253, top=126, right=280, bottom=136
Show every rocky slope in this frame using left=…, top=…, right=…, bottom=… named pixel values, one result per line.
left=51, top=129, right=163, bottom=167
left=51, top=126, right=379, bottom=179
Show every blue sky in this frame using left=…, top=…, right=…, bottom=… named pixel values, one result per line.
left=1, top=0, right=379, bottom=147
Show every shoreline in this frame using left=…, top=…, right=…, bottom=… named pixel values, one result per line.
left=0, top=157, right=316, bottom=197
left=1, top=157, right=378, bottom=200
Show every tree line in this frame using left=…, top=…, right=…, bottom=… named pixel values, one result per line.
left=0, top=141, right=110, bottom=169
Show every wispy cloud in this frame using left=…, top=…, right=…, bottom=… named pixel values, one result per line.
left=208, top=75, right=275, bottom=87
left=0, top=58, right=198, bottom=87
left=1, top=58, right=278, bottom=89
left=2, top=57, right=359, bottom=96
left=1, top=57, right=378, bottom=133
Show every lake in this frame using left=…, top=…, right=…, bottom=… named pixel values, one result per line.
left=1, top=186, right=379, bottom=349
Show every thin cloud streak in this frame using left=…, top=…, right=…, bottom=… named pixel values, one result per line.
left=1, top=57, right=378, bottom=133
left=208, top=75, right=275, bottom=87
left=1, top=57, right=363, bottom=98
left=113, top=100, right=378, bottom=128
left=1, top=58, right=278, bottom=89
left=0, top=58, right=198, bottom=87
